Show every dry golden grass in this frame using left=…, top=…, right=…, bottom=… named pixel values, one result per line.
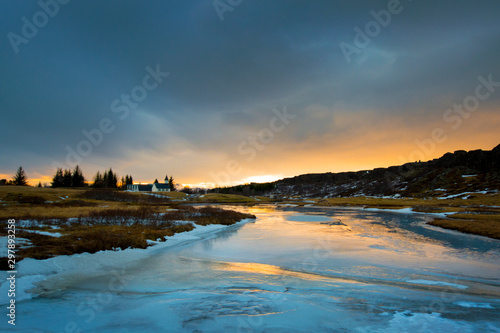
left=0, top=191, right=256, bottom=265
left=195, top=193, right=257, bottom=203
left=15, top=221, right=201, bottom=260
left=0, top=186, right=172, bottom=219
left=10, top=205, right=254, bottom=261
left=429, top=211, right=500, bottom=239
left=429, top=217, right=500, bottom=240
left=17, top=225, right=153, bottom=260
left=151, top=191, right=188, bottom=199
left=0, top=202, right=127, bottom=219
left=0, top=185, right=86, bottom=201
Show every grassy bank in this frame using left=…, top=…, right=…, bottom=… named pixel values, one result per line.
left=428, top=213, right=500, bottom=240
left=194, top=193, right=257, bottom=203
left=2, top=205, right=254, bottom=261
left=316, top=193, right=500, bottom=239
left=1, top=186, right=498, bottom=266
left=0, top=187, right=255, bottom=268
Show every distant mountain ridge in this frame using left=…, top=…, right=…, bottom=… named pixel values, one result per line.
left=217, top=144, right=500, bottom=198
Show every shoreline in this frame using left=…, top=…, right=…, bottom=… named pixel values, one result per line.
left=305, top=204, right=500, bottom=241
left=0, top=218, right=255, bottom=304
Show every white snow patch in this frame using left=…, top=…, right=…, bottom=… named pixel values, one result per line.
left=437, top=191, right=487, bottom=200
left=455, top=301, right=494, bottom=309
left=20, top=229, right=63, bottom=237
left=169, top=223, right=228, bottom=241
left=0, top=237, right=33, bottom=256
left=364, top=207, right=414, bottom=214
left=407, top=279, right=468, bottom=289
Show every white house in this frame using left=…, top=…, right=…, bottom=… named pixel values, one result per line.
left=152, top=183, right=170, bottom=192
left=128, top=177, right=171, bottom=192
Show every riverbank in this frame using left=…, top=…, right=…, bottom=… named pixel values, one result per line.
left=0, top=217, right=255, bottom=305
left=1, top=187, right=499, bottom=250
left=312, top=193, right=500, bottom=240
left=0, top=187, right=256, bottom=268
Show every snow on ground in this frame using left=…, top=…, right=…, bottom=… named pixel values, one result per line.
left=0, top=237, right=32, bottom=257
left=363, top=207, right=454, bottom=218
left=15, top=219, right=62, bottom=228
left=0, top=218, right=254, bottom=305
left=454, top=301, right=494, bottom=309
left=142, top=193, right=165, bottom=198
left=364, top=207, right=414, bottom=214
left=19, top=229, right=63, bottom=237
left=437, top=191, right=488, bottom=200
left=364, top=194, right=402, bottom=199
left=407, top=279, right=468, bottom=289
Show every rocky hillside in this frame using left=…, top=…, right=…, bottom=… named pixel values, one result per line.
left=217, top=144, right=500, bottom=198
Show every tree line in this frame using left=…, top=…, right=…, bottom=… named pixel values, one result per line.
left=92, top=168, right=134, bottom=189
left=2, top=165, right=133, bottom=189
left=52, top=166, right=134, bottom=189
left=52, top=166, right=85, bottom=187
left=2, top=165, right=176, bottom=190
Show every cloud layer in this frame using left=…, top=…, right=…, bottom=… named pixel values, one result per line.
left=1, top=0, right=499, bottom=186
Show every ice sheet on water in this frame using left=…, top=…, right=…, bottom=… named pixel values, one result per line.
left=0, top=219, right=254, bottom=304
left=365, top=311, right=476, bottom=333
left=0, top=274, right=46, bottom=304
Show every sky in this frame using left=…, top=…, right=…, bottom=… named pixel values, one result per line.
left=1, top=0, right=499, bottom=188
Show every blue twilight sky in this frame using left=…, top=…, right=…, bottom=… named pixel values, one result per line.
left=1, top=0, right=499, bottom=186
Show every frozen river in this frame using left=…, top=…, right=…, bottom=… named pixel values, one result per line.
left=2, top=205, right=500, bottom=332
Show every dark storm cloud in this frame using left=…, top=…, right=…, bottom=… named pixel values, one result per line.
left=1, top=0, right=499, bottom=182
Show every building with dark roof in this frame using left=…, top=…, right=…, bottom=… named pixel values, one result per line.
left=127, top=184, right=153, bottom=192
left=152, top=183, right=170, bottom=192
left=127, top=179, right=171, bottom=192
